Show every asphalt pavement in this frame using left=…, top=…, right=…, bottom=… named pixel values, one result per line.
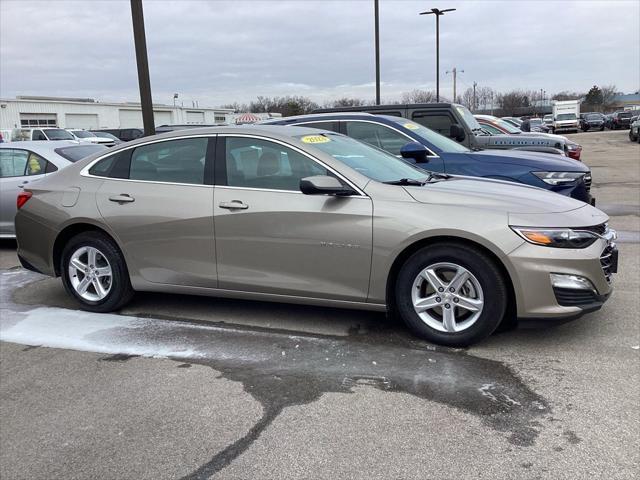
left=1, top=129, right=638, bottom=480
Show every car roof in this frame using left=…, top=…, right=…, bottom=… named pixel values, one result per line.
left=0, top=140, right=79, bottom=152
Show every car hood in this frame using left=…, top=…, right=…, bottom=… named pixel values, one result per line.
left=403, top=176, right=589, bottom=215
left=467, top=149, right=586, bottom=170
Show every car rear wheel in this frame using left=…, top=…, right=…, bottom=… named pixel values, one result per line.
left=61, top=231, right=134, bottom=312
left=394, top=243, right=507, bottom=347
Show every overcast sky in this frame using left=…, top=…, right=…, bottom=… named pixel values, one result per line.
left=1, top=0, right=638, bottom=108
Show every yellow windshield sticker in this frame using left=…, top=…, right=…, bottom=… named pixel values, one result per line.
left=301, top=135, right=331, bottom=144
left=404, top=123, right=420, bottom=130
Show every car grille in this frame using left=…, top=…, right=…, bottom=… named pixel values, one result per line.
left=583, top=172, right=592, bottom=192
left=600, top=244, right=615, bottom=283
left=553, top=287, right=598, bottom=307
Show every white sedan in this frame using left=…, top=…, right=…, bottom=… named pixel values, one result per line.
left=0, top=141, right=107, bottom=238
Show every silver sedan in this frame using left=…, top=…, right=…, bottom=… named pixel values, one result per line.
left=0, top=141, right=107, bottom=237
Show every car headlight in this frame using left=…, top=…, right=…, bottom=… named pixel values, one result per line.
left=532, top=171, right=585, bottom=185
left=510, top=227, right=599, bottom=248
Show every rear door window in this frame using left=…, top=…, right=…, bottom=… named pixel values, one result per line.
left=296, top=121, right=340, bottom=132
left=130, top=138, right=208, bottom=185
left=0, top=149, right=29, bottom=177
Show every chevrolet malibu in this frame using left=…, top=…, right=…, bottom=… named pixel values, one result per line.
left=15, top=126, right=618, bottom=346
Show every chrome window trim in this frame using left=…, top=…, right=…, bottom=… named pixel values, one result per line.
left=80, top=133, right=213, bottom=183
left=220, top=133, right=368, bottom=197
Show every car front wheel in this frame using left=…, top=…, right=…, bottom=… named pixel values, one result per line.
left=61, top=231, right=134, bottom=312
left=394, top=243, right=507, bottom=347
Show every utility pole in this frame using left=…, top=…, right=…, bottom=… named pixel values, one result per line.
left=374, top=0, right=381, bottom=105
left=472, top=81, right=477, bottom=112
left=446, top=67, right=463, bottom=103
left=419, top=8, right=456, bottom=103
left=130, top=0, right=155, bottom=136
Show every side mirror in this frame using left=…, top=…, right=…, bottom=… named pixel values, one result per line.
left=300, top=175, right=355, bottom=196
left=400, top=142, right=429, bottom=163
left=449, top=124, right=465, bottom=142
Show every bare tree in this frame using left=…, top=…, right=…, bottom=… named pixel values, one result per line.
left=460, top=87, right=474, bottom=110
left=497, top=90, right=530, bottom=115
left=552, top=91, right=583, bottom=101
left=248, top=96, right=319, bottom=117
left=324, top=97, right=369, bottom=108
left=400, top=89, right=438, bottom=104
left=600, top=84, right=618, bottom=110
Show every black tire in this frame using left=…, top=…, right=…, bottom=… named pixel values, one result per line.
left=600, top=126, right=605, bottom=131
left=61, top=231, right=134, bottom=312
left=394, top=243, right=508, bottom=347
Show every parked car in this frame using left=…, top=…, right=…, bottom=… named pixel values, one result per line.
left=501, top=117, right=522, bottom=128
left=15, top=126, right=617, bottom=346
left=90, top=131, right=122, bottom=147
left=11, top=127, right=77, bottom=142
left=67, top=129, right=119, bottom=147
left=607, top=111, right=634, bottom=130
left=528, top=117, right=551, bottom=133
left=263, top=113, right=593, bottom=203
left=314, top=103, right=572, bottom=156
left=580, top=113, right=606, bottom=132
left=1, top=141, right=107, bottom=237
left=475, top=115, right=582, bottom=160
left=92, top=128, right=144, bottom=142
left=630, top=116, right=640, bottom=142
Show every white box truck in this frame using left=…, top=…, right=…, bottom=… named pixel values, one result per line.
left=551, top=100, right=580, bottom=133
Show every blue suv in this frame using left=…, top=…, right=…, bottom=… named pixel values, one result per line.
left=263, top=113, right=593, bottom=203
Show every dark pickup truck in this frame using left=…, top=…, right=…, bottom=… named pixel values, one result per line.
left=315, top=103, right=570, bottom=155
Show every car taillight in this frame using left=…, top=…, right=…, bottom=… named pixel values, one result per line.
left=17, top=191, right=32, bottom=209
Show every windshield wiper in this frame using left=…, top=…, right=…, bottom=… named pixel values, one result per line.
left=383, top=178, right=427, bottom=186
left=425, top=172, right=452, bottom=181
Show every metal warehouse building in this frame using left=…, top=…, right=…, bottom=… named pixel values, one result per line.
left=0, top=96, right=234, bottom=130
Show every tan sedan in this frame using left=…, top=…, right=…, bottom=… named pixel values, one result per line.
left=14, top=126, right=617, bottom=346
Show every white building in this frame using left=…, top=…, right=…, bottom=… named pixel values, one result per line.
left=0, top=96, right=234, bottom=130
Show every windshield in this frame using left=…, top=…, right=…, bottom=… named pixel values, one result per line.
left=454, top=104, right=483, bottom=131
left=296, top=133, right=427, bottom=183
left=54, top=144, right=107, bottom=162
left=529, top=118, right=543, bottom=125
left=93, top=132, right=119, bottom=140
left=618, top=112, right=632, bottom=118
left=44, top=128, right=75, bottom=140
left=72, top=130, right=95, bottom=138
left=389, top=119, right=470, bottom=153
left=556, top=113, right=577, bottom=121
left=586, top=114, right=602, bottom=120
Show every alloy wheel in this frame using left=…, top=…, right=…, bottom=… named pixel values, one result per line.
left=411, top=262, right=484, bottom=333
left=68, top=246, right=112, bottom=301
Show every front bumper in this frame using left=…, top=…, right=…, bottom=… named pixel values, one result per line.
left=507, top=237, right=616, bottom=319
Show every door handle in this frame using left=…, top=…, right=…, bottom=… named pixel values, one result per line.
left=109, top=194, right=135, bottom=203
left=219, top=200, right=248, bottom=210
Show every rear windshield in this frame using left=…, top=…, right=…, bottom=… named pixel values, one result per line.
left=54, top=144, right=107, bottom=162
left=44, top=129, right=75, bottom=140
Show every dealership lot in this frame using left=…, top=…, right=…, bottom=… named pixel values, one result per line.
left=0, top=130, right=638, bottom=479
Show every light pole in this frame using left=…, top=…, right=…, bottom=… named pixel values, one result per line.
left=446, top=67, right=463, bottom=103
left=130, top=0, right=155, bottom=136
left=419, top=7, right=456, bottom=102
left=374, top=0, right=380, bottom=105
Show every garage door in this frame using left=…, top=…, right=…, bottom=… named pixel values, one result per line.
left=65, top=113, right=99, bottom=129
left=186, top=111, right=205, bottom=124
left=118, top=109, right=172, bottom=128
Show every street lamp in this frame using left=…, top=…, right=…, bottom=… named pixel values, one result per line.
left=419, top=7, right=456, bottom=102
left=374, top=0, right=380, bottom=105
